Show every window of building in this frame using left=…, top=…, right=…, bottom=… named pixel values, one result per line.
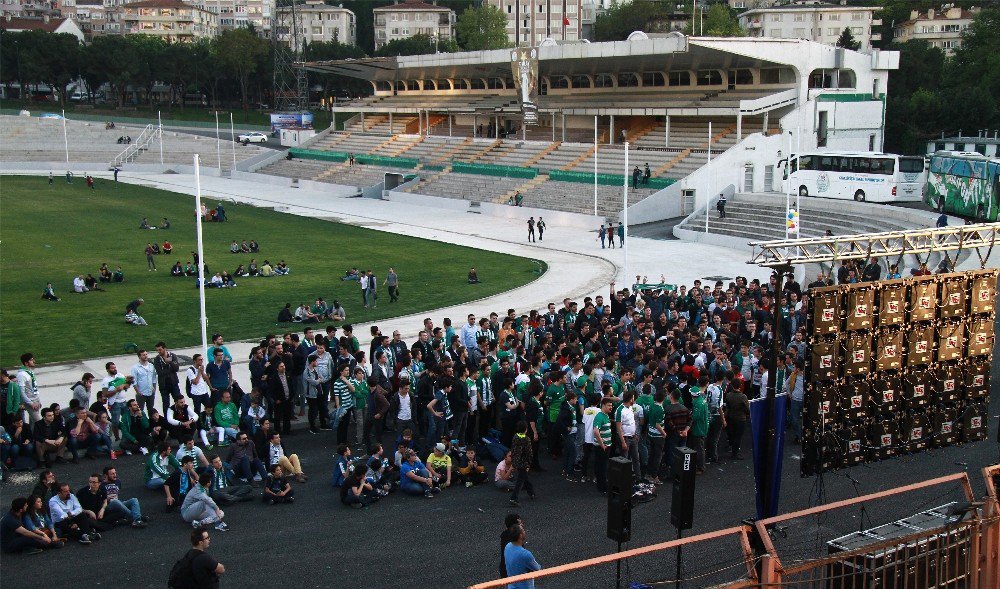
left=571, top=75, right=590, bottom=88
left=594, top=74, right=614, bottom=88
left=941, top=40, right=957, bottom=49
left=549, top=76, right=569, bottom=89
left=828, top=13, right=840, bottom=21
left=828, top=28, right=837, bottom=36
left=732, top=69, right=753, bottom=85
left=975, top=144, right=988, bottom=155
left=851, top=27, right=862, bottom=35
left=312, top=26, right=321, bottom=34
left=668, top=71, right=691, bottom=86
left=793, top=14, right=804, bottom=22
left=391, top=27, right=399, bottom=34
left=769, top=28, right=781, bottom=37
left=470, top=78, right=486, bottom=89
left=507, top=5, right=511, bottom=13
left=770, top=14, right=781, bottom=22
left=567, top=5, right=576, bottom=14
left=697, top=70, right=723, bottom=86
left=642, top=72, right=665, bottom=87
left=793, top=28, right=806, bottom=37
left=942, top=24, right=960, bottom=32
left=617, top=73, right=638, bottom=87
left=852, top=12, right=863, bottom=20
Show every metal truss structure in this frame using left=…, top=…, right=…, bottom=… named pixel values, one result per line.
left=748, top=223, right=1000, bottom=268
left=271, top=0, right=308, bottom=114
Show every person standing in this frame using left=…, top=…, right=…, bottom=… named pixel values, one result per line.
left=705, top=373, right=726, bottom=465
left=617, top=222, right=625, bottom=247
left=504, top=524, right=542, bottom=588
left=689, top=379, right=709, bottom=474
left=131, top=349, right=158, bottom=418
left=145, top=243, right=157, bottom=271
left=592, top=397, right=613, bottom=493
left=536, top=217, right=546, bottom=241
left=385, top=267, right=399, bottom=303
left=599, top=224, right=606, bottom=249
left=717, top=193, right=727, bottom=218
left=113, top=167, right=120, bottom=182
left=613, top=390, right=641, bottom=482
left=785, top=359, right=804, bottom=444
left=508, top=421, right=534, bottom=507
left=359, top=271, right=369, bottom=308
left=724, top=377, right=750, bottom=460
left=86, top=175, right=95, bottom=190
left=498, top=512, right=522, bottom=578
left=527, top=217, right=536, bottom=243
left=153, top=342, right=181, bottom=416
left=366, top=271, right=378, bottom=309
left=48, top=171, right=53, bottom=185
left=16, top=353, right=42, bottom=424
left=607, top=224, right=616, bottom=249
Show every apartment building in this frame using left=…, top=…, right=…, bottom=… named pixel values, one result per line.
left=190, top=0, right=273, bottom=34
left=485, top=0, right=581, bottom=46
left=893, top=5, right=980, bottom=56
left=373, top=0, right=454, bottom=50
left=276, top=0, right=355, bottom=51
left=120, top=0, right=217, bottom=42
left=739, top=1, right=881, bottom=51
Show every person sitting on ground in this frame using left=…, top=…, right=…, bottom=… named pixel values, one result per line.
left=168, top=261, right=183, bottom=277
left=266, top=432, right=306, bottom=483
left=99, top=264, right=112, bottom=283
left=21, top=495, right=64, bottom=549
left=175, top=438, right=210, bottom=471
left=31, top=471, right=59, bottom=508
left=331, top=444, right=351, bottom=488
left=41, top=283, right=60, bottom=301
left=262, top=464, right=294, bottom=505
left=148, top=409, right=170, bottom=447
left=468, top=267, right=480, bottom=284
left=329, top=300, right=346, bottom=321
left=341, top=462, right=378, bottom=508
left=3, top=497, right=58, bottom=554
left=207, top=455, right=254, bottom=505
left=341, top=268, right=360, bottom=281
left=145, top=442, right=180, bottom=490
left=151, top=242, right=161, bottom=255
left=164, top=455, right=199, bottom=513
left=458, top=447, right=487, bottom=487
left=240, top=394, right=265, bottom=435
left=32, top=408, right=67, bottom=468
left=76, top=474, right=139, bottom=530
left=248, top=239, right=258, bottom=252
left=210, top=273, right=224, bottom=288
left=260, top=260, right=274, bottom=277
left=277, top=303, right=295, bottom=323
left=125, top=298, right=147, bottom=326
left=184, top=262, right=196, bottom=277
left=494, top=451, right=516, bottom=491
left=112, top=267, right=124, bottom=283
left=400, top=448, right=438, bottom=498
left=66, top=406, right=99, bottom=462
left=73, top=275, right=88, bottom=293
left=140, top=218, right=152, bottom=230
left=48, top=483, right=101, bottom=544
left=182, top=471, right=229, bottom=531
left=84, top=274, right=103, bottom=292
left=426, top=442, right=453, bottom=489
left=247, top=259, right=258, bottom=277
left=221, top=272, right=236, bottom=288
left=119, top=399, right=151, bottom=455
left=160, top=217, right=170, bottom=229
left=274, top=260, right=289, bottom=276
left=240, top=240, right=250, bottom=253
left=229, top=241, right=240, bottom=254
left=198, top=404, right=225, bottom=448
left=225, top=431, right=267, bottom=483
left=295, top=303, right=317, bottom=323
left=101, top=466, right=148, bottom=528
left=162, top=241, right=172, bottom=255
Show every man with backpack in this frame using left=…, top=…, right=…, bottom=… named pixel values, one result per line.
left=169, top=528, right=225, bottom=589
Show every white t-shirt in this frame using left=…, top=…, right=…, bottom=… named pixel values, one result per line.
left=268, top=443, right=285, bottom=465
left=396, top=393, right=412, bottom=421
left=102, top=374, right=130, bottom=405
left=187, top=367, right=210, bottom=397
left=582, top=406, right=600, bottom=444
left=616, top=403, right=637, bottom=437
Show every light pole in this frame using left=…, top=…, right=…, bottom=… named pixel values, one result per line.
left=193, top=155, right=208, bottom=355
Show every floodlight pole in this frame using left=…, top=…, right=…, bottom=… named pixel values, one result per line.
left=61, top=109, right=69, bottom=163
left=230, top=112, right=237, bottom=173
left=623, top=140, right=629, bottom=283
left=594, top=115, right=598, bottom=216
left=215, top=111, right=222, bottom=172
left=194, top=155, right=209, bottom=355
left=158, top=110, right=164, bottom=165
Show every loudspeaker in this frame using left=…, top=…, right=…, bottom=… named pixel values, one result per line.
left=670, top=446, right=696, bottom=531
left=606, top=457, right=633, bottom=542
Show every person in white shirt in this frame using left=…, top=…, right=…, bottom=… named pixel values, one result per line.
left=48, top=483, right=101, bottom=544
left=16, top=353, right=42, bottom=423
left=101, top=361, right=134, bottom=440
left=72, top=275, right=89, bottom=293
left=186, top=354, right=211, bottom=414
left=176, top=437, right=210, bottom=469
left=580, top=397, right=601, bottom=483
left=613, top=391, right=641, bottom=482
left=131, top=349, right=158, bottom=417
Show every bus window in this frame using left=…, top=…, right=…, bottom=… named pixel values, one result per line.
left=870, top=158, right=894, bottom=175
left=819, top=156, right=839, bottom=172
left=799, top=155, right=814, bottom=171
left=852, top=158, right=870, bottom=174
left=899, top=158, right=924, bottom=174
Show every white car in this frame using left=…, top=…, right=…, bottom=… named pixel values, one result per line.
left=237, top=132, right=268, bottom=144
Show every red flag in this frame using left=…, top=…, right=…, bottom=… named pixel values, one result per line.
left=563, top=16, right=570, bottom=26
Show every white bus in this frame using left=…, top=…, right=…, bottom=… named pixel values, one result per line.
left=780, top=151, right=926, bottom=202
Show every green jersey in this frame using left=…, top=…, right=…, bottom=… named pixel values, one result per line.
left=646, top=402, right=665, bottom=437
left=593, top=411, right=613, bottom=446
left=545, top=384, right=565, bottom=422
left=636, top=393, right=654, bottom=423
left=352, top=379, right=369, bottom=409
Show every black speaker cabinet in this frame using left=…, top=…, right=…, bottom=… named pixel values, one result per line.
left=669, top=446, right=695, bottom=531
left=843, top=424, right=866, bottom=467
left=867, top=417, right=899, bottom=461
left=809, top=337, right=840, bottom=381
left=936, top=320, right=965, bottom=362
left=904, top=412, right=930, bottom=453
left=960, top=403, right=987, bottom=442
left=903, top=370, right=930, bottom=409
left=910, top=279, right=938, bottom=322
left=966, top=316, right=994, bottom=357
left=806, top=381, right=837, bottom=427
left=812, top=288, right=842, bottom=334
left=606, top=456, right=633, bottom=542
left=933, top=364, right=962, bottom=404
left=841, top=380, right=869, bottom=420
left=846, top=286, right=876, bottom=331
left=876, top=329, right=903, bottom=371
left=962, top=361, right=989, bottom=400
left=870, top=375, right=901, bottom=413
left=878, top=281, right=907, bottom=326
left=970, top=271, right=997, bottom=314
left=931, top=405, right=958, bottom=447
left=843, top=334, right=872, bottom=377
left=939, top=276, right=968, bottom=318
left=906, top=324, right=935, bottom=366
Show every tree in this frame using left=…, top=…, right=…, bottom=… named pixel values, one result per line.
left=836, top=28, right=861, bottom=51
left=593, top=1, right=666, bottom=42
left=455, top=5, right=509, bottom=51
left=374, top=34, right=458, bottom=57
left=683, top=4, right=744, bottom=37
left=214, top=28, right=268, bottom=115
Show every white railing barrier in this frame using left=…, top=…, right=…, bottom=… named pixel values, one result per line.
left=110, top=124, right=161, bottom=168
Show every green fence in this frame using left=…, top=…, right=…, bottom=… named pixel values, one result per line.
left=355, top=153, right=419, bottom=169
left=288, top=148, right=348, bottom=162
left=421, top=164, right=447, bottom=172
left=548, top=169, right=675, bottom=189
left=451, top=161, right=537, bottom=179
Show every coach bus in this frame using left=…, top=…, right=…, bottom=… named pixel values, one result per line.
left=781, top=151, right=926, bottom=202
left=924, top=151, right=1000, bottom=221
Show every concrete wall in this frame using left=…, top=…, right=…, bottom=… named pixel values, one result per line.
left=385, top=190, right=472, bottom=212
left=479, top=202, right=603, bottom=230
left=235, top=148, right=286, bottom=173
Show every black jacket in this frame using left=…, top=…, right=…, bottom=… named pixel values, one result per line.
left=388, top=391, right=417, bottom=422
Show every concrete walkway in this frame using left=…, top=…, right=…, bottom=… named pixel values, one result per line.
left=12, top=168, right=983, bottom=410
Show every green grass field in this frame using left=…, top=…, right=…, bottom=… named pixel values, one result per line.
left=0, top=176, right=543, bottom=366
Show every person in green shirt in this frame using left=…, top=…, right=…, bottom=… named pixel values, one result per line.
left=592, top=398, right=614, bottom=493
left=351, top=367, right=369, bottom=448
left=689, top=377, right=710, bottom=475
left=332, top=364, right=355, bottom=446
left=213, top=390, right=239, bottom=445
left=544, top=371, right=567, bottom=458
left=645, top=390, right=667, bottom=484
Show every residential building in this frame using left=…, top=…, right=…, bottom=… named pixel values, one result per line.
left=484, top=0, right=582, bottom=45
left=191, top=0, right=273, bottom=34
left=739, top=1, right=881, bottom=52
left=927, top=134, right=999, bottom=158
left=373, top=0, right=454, bottom=50
left=0, top=0, right=63, bottom=18
left=276, top=0, right=354, bottom=51
left=0, top=13, right=86, bottom=39
left=120, top=0, right=217, bottom=41
left=72, top=0, right=113, bottom=36
left=893, top=6, right=980, bottom=56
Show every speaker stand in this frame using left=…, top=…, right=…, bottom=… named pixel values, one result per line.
left=675, top=527, right=683, bottom=589
left=616, top=540, right=622, bottom=589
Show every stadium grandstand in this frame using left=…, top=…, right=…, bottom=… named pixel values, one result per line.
left=262, top=32, right=898, bottom=227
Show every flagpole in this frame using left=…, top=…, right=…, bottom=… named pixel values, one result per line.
left=705, top=121, right=712, bottom=233
left=230, top=112, right=237, bottom=173
left=594, top=115, right=598, bottom=216
left=158, top=110, right=164, bottom=165
left=194, top=155, right=209, bottom=355
left=214, top=111, right=222, bottom=172
left=623, top=141, right=629, bottom=283
left=62, top=109, right=69, bottom=163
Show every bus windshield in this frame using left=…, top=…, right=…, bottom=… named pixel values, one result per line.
left=899, top=158, right=924, bottom=174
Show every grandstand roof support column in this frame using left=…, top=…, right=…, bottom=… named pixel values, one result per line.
left=361, top=112, right=366, bottom=131
left=551, top=113, right=556, bottom=142
left=473, top=115, right=477, bottom=137
left=609, top=115, right=615, bottom=145
left=665, top=114, right=670, bottom=148
left=522, top=122, right=526, bottom=141
left=737, top=113, right=742, bottom=142
left=448, top=115, right=453, bottom=137
left=389, top=113, right=393, bottom=135
left=496, top=115, right=500, bottom=138
left=561, top=112, right=566, bottom=143
left=763, top=112, right=769, bottom=134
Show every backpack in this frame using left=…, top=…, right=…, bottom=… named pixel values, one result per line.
left=167, top=550, right=197, bottom=589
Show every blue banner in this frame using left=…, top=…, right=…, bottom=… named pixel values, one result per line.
left=750, top=393, right=789, bottom=520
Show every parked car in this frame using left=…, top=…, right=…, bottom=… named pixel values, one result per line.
left=237, top=131, right=268, bottom=145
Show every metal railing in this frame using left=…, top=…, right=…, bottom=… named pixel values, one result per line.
left=110, top=123, right=160, bottom=168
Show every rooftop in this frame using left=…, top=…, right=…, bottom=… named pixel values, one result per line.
left=122, top=0, right=210, bottom=11
left=374, top=0, right=451, bottom=11
left=740, top=2, right=878, bottom=13
left=1, top=16, right=69, bottom=32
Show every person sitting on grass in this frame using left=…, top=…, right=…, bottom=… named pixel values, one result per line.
left=150, top=242, right=161, bottom=255
left=112, top=267, right=124, bottom=283
left=162, top=241, right=172, bottom=255
left=247, top=259, right=258, bottom=277
left=160, top=217, right=170, bottom=230
left=277, top=303, right=295, bottom=323
left=210, top=273, right=224, bottom=288
left=41, top=283, right=60, bottom=301
left=234, top=264, right=247, bottom=277
left=221, top=272, right=236, bottom=288
left=73, top=275, right=89, bottom=293
left=468, top=267, right=480, bottom=284
left=184, top=262, right=196, bottom=277
left=171, top=262, right=184, bottom=277
left=240, top=240, right=250, bottom=253
left=248, top=239, right=258, bottom=252
left=295, top=303, right=318, bottom=324
left=274, top=261, right=289, bottom=276
left=229, top=241, right=240, bottom=254
left=341, top=268, right=360, bottom=281
left=99, top=264, right=112, bottom=283
left=341, top=462, right=377, bottom=508
left=260, top=260, right=274, bottom=277
left=262, top=464, right=294, bottom=505
left=140, top=218, right=152, bottom=230
left=125, top=299, right=147, bottom=326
